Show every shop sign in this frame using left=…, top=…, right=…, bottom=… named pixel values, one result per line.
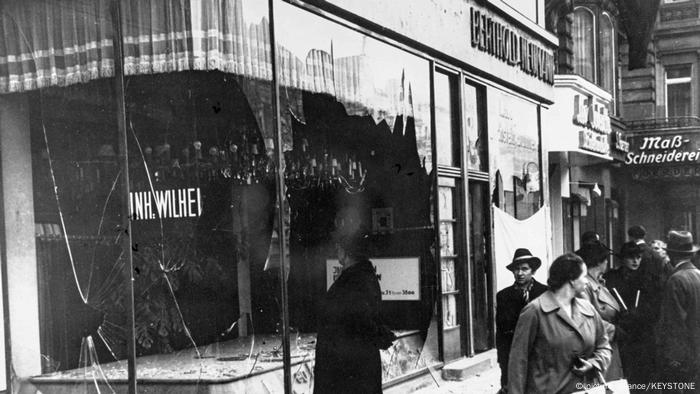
left=573, top=94, right=612, bottom=134
left=625, top=135, right=700, bottom=165
left=326, top=257, right=420, bottom=301
left=611, top=131, right=630, bottom=153
left=470, top=7, right=555, bottom=85
left=579, top=130, right=610, bottom=155
left=129, top=187, right=202, bottom=220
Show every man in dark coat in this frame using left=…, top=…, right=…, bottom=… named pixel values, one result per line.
left=658, top=230, right=700, bottom=393
left=629, top=225, right=667, bottom=291
left=314, top=233, right=396, bottom=394
left=496, top=248, right=547, bottom=393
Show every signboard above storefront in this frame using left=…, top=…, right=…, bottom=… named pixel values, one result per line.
left=470, top=8, right=555, bottom=85
left=542, top=75, right=617, bottom=161
left=326, top=257, right=420, bottom=301
left=625, top=134, right=700, bottom=166
left=324, top=0, right=557, bottom=101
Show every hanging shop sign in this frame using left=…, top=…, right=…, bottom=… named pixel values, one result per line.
left=579, top=130, right=610, bottom=155
left=326, top=257, right=420, bottom=301
left=571, top=93, right=611, bottom=155
left=470, top=7, right=555, bottom=85
left=129, top=187, right=202, bottom=220
left=611, top=131, right=630, bottom=153
left=573, top=94, right=612, bottom=134
left=625, top=134, right=700, bottom=166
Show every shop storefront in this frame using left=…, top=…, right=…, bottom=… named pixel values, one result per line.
left=0, top=0, right=555, bottom=392
left=623, top=126, right=700, bottom=242
left=545, top=74, right=629, bottom=256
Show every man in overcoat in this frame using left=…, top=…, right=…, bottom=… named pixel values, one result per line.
left=496, top=248, right=547, bottom=393
left=658, top=230, right=700, bottom=393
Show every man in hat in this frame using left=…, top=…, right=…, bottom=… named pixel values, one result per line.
left=496, top=248, right=547, bottom=393
left=658, top=230, right=700, bottom=393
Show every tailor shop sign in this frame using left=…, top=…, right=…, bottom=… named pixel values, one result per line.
left=626, top=135, right=700, bottom=165
left=626, top=134, right=700, bottom=180
left=470, top=8, right=555, bottom=85
left=573, top=94, right=612, bottom=155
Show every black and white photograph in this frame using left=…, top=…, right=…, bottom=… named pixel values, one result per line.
left=0, top=0, right=699, bottom=393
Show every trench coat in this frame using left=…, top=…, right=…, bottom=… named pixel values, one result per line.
left=313, top=259, right=394, bottom=394
left=658, top=261, right=700, bottom=388
left=578, top=274, right=624, bottom=380
left=507, top=291, right=612, bottom=394
left=496, top=280, right=547, bottom=386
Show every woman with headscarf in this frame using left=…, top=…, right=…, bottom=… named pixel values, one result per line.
left=313, top=232, right=396, bottom=394
left=508, top=253, right=611, bottom=394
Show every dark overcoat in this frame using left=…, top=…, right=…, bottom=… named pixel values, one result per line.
left=658, top=261, right=700, bottom=377
left=313, top=259, right=391, bottom=394
left=496, top=280, right=547, bottom=366
left=605, top=266, right=660, bottom=389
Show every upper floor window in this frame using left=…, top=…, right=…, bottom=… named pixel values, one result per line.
left=572, top=7, right=618, bottom=112
left=666, top=65, right=692, bottom=117
left=599, top=13, right=615, bottom=94
left=573, top=8, right=595, bottom=81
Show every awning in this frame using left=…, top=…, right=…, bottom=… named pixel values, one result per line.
left=0, top=0, right=420, bottom=152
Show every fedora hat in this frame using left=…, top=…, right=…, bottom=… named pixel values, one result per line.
left=506, top=248, right=541, bottom=271
left=665, top=230, right=700, bottom=254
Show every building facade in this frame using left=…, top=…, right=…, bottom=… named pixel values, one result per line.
left=0, top=0, right=557, bottom=392
left=622, top=0, right=700, bottom=244
left=543, top=0, right=658, bottom=257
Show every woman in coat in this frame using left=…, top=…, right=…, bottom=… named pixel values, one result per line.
left=508, top=253, right=611, bottom=394
left=313, top=233, right=396, bottom=394
left=575, top=240, right=624, bottom=380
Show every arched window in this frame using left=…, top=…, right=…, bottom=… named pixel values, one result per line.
left=573, top=8, right=595, bottom=82
left=599, top=13, right=616, bottom=95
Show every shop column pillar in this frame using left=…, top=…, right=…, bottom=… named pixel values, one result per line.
left=0, top=94, right=42, bottom=379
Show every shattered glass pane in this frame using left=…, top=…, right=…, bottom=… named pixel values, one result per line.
left=276, top=1, right=439, bottom=390
left=28, top=79, right=128, bottom=393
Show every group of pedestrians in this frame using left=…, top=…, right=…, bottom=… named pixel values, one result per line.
left=497, top=226, right=700, bottom=394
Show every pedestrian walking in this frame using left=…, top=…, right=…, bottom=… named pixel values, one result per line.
left=508, top=253, right=611, bottom=394
left=496, top=248, right=547, bottom=393
left=658, top=230, right=700, bottom=394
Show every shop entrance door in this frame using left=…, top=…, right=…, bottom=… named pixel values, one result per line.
left=468, top=180, right=492, bottom=353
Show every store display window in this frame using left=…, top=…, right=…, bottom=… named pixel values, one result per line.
left=12, top=0, right=440, bottom=392
left=488, top=89, right=542, bottom=219
left=276, top=1, right=439, bottom=384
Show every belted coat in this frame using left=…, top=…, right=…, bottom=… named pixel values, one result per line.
left=507, top=291, right=612, bottom=394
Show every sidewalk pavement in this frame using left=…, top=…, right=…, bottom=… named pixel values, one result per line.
left=414, top=363, right=501, bottom=394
